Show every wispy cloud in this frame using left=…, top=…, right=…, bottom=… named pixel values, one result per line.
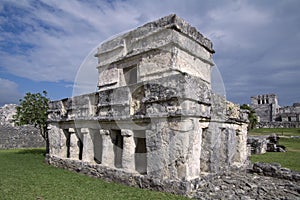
left=0, top=78, right=22, bottom=105
left=0, top=0, right=141, bottom=83
left=0, top=0, right=299, bottom=105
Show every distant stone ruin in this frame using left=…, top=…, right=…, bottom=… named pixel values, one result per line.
left=46, top=14, right=249, bottom=195
left=247, top=134, right=286, bottom=155
left=250, top=94, right=300, bottom=128
left=0, top=104, right=45, bottom=149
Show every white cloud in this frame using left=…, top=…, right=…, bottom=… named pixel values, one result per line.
left=0, top=0, right=141, bottom=83
left=205, top=1, right=272, bottom=53
left=0, top=0, right=299, bottom=104
left=0, top=78, right=22, bottom=106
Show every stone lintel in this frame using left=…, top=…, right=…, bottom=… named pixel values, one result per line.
left=95, top=15, right=214, bottom=67
left=68, top=128, right=75, bottom=133
left=142, top=14, right=214, bottom=53
left=99, top=129, right=110, bottom=135
left=96, top=14, right=214, bottom=57
left=121, top=129, right=133, bottom=137
left=96, top=29, right=213, bottom=68
left=80, top=128, right=89, bottom=133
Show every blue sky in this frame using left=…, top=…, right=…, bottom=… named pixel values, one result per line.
left=0, top=0, right=300, bottom=106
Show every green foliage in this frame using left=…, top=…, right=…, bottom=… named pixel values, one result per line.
left=0, top=148, right=188, bottom=200
left=13, top=91, right=49, bottom=127
left=13, top=91, right=49, bottom=140
left=240, top=104, right=258, bottom=130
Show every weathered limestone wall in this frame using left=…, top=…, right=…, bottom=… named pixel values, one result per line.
left=0, top=104, right=45, bottom=149
left=0, top=124, right=45, bottom=149
left=200, top=94, right=249, bottom=173
left=47, top=14, right=249, bottom=195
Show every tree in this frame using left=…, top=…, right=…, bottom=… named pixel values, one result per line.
left=13, top=91, right=50, bottom=153
left=240, top=104, right=258, bottom=130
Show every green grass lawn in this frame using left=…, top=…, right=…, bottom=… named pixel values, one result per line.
left=249, top=128, right=300, bottom=172
left=0, top=148, right=189, bottom=200
left=249, top=128, right=300, bottom=136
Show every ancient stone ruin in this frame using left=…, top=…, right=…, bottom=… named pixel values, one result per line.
left=247, top=134, right=286, bottom=155
left=0, top=104, right=44, bottom=149
left=47, top=14, right=249, bottom=195
left=251, top=93, right=300, bottom=128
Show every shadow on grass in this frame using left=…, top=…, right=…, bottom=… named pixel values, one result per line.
left=17, top=148, right=46, bottom=155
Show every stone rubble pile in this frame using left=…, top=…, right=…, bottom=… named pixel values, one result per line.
left=191, top=164, right=300, bottom=200
left=247, top=134, right=286, bottom=155
left=251, top=162, right=300, bottom=182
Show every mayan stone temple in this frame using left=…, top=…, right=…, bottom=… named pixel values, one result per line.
left=47, top=14, right=249, bottom=195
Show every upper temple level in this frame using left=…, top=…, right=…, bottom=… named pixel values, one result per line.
left=95, top=14, right=215, bottom=91
left=251, top=94, right=278, bottom=106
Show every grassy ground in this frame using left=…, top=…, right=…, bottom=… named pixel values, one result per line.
left=249, top=128, right=300, bottom=136
left=249, top=128, right=300, bottom=172
left=0, top=148, right=188, bottom=200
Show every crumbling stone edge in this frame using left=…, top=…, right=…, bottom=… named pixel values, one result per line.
left=250, top=162, right=300, bottom=182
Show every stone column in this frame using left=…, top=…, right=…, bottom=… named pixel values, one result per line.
left=234, top=124, right=248, bottom=166
left=100, top=130, right=114, bottom=167
left=145, top=129, right=164, bottom=178
left=81, top=128, right=95, bottom=162
left=69, top=128, right=80, bottom=159
left=225, top=128, right=236, bottom=165
left=48, top=123, right=68, bottom=158
left=186, top=120, right=208, bottom=180
left=47, top=123, right=58, bottom=156
left=186, top=118, right=209, bottom=180
left=121, top=129, right=136, bottom=171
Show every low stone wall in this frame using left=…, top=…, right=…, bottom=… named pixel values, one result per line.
left=0, top=124, right=45, bottom=149
left=0, top=104, right=45, bottom=149
left=46, top=156, right=300, bottom=199
left=46, top=155, right=194, bottom=196
left=251, top=162, right=300, bottom=182
left=258, top=122, right=300, bottom=128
